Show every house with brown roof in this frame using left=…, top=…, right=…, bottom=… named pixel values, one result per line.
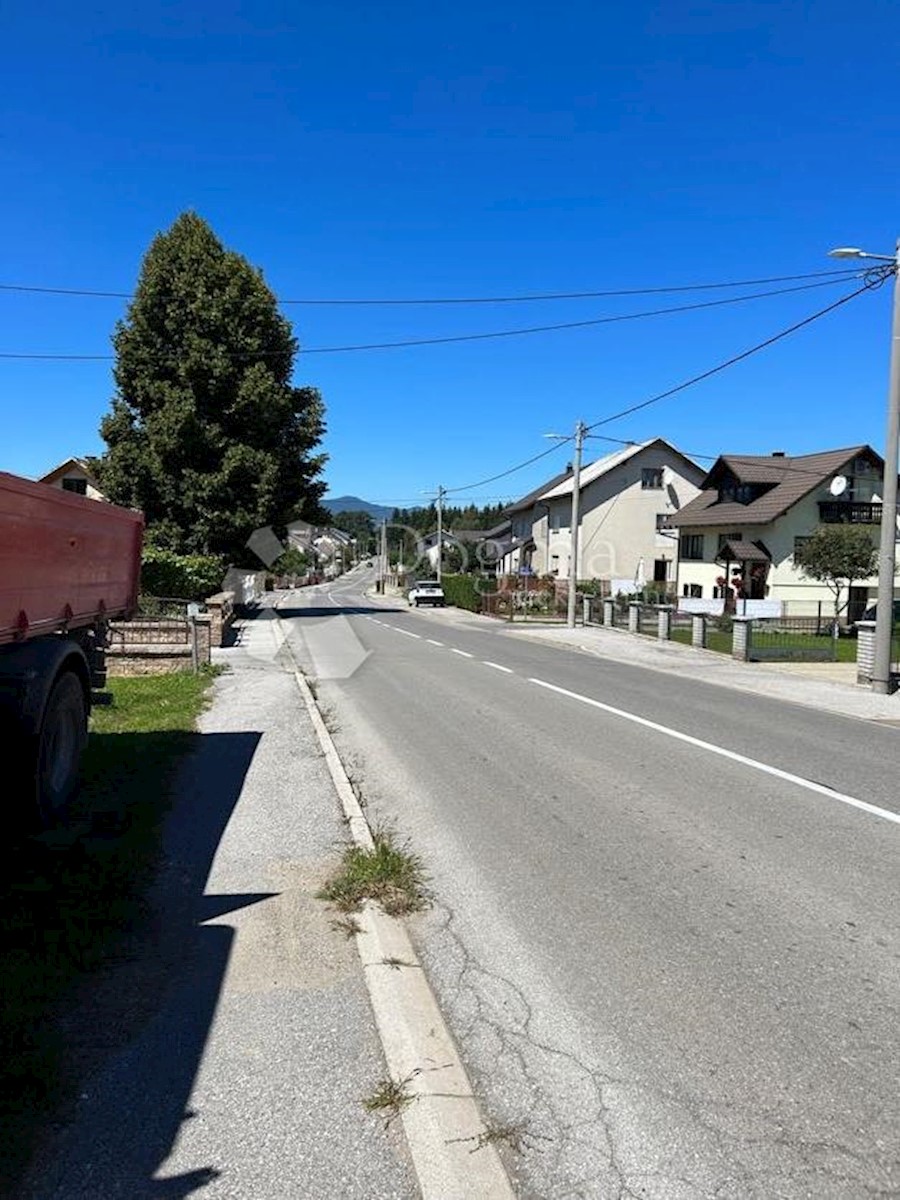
left=673, top=445, right=889, bottom=618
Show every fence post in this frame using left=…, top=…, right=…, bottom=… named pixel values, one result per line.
left=628, top=602, right=641, bottom=634
left=582, top=595, right=591, bottom=625
left=856, top=620, right=876, bottom=684
left=732, top=616, right=752, bottom=662
left=692, top=614, right=707, bottom=649
left=603, top=599, right=615, bottom=627
left=190, top=615, right=200, bottom=673
left=657, top=606, right=673, bottom=641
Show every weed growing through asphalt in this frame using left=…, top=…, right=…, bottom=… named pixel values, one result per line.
left=449, top=1120, right=543, bottom=1155
left=329, top=915, right=363, bottom=939
left=363, top=1075, right=415, bottom=1125
left=317, top=828, right=430, bottom=917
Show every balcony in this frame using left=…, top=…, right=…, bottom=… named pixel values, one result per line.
left=818, top=500, right=882, bottom=524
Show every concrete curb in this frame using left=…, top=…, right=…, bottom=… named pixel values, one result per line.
left=281, top=628, right=514, bottom=1198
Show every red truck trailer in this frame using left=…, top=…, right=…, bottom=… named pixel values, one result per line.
left=0, top=472, right=143, bottom=823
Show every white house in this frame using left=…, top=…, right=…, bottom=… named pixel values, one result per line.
left=672, top=445, right=889, bottom=619
left=504, top=439, right=705, bottom=590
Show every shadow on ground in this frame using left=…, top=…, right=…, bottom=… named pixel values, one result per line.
left=277, top=604, right=404, bottom=619
left=4, top=728, right=264, bottom=1200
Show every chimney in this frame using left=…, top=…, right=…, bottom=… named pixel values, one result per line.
left=771, top=451, right=786, bottom=457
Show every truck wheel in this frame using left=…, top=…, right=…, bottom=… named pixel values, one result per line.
left=36, top=672, right=87, bottom=822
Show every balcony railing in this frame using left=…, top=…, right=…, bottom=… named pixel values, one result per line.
left=818, top=500, right=882, bottom=524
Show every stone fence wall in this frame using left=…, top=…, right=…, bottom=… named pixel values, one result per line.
left=106, top=615, right=211, bottom=676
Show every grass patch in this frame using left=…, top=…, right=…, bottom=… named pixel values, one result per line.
left=363, top=1075, right=415, bottom=1125
left=0, top=669, right=217, bottom=1194
left=317, top=828, right=430, bottom=917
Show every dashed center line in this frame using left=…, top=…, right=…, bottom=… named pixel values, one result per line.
left=482, top=661, right=513, bottom=674
left=426, top=638, right=444, bottom=647
left=451, top=648, right=474, bottom=659
left=397, top=629, right=421, bottom=639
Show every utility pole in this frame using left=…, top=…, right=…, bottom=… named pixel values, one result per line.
left=436, top=485, right=446, bottom=583
left=830, top=242, right=900, bottom=692
left=567, top=421, right=587, bottom=629
left=872, top=245, right=900, bottom=693
left=379, top=518, right=387, bottom=593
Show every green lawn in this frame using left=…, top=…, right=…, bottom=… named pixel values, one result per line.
left=670, top=626, right=857, bottom=661
left=0, top=669, right=217, bottom=1194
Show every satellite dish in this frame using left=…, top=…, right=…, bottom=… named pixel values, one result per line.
left=873, top=493, right=882, bottom=504
left=829, top=475, right=848, bottom=496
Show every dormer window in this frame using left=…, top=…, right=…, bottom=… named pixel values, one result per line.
left=717, top=481, right=775, bottom=505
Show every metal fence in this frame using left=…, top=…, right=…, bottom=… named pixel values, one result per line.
left=750, top=617, right=842, bottom=662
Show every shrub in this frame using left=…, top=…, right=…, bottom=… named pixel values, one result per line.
left=140, top=547, right=225, bottom=601
left=441, top=573, right=495, bottom=612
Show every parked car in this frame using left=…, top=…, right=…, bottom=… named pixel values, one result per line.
left=408, top=580, right=445, bottom=607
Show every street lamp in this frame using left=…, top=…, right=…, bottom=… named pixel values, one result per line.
left=829, top=241, right=900, bottom=693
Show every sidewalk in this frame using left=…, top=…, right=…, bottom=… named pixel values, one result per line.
left=497, top=620, right=900, bottom=724
left=367, top=583, right=900, bottom=723
left=21, top=609, right=417, bottom=1199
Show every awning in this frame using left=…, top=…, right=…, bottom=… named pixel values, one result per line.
left=716, top=540, right=770, bottom=562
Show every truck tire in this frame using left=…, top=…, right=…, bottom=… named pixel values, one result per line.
left=36, top=671, right=87, bottom=822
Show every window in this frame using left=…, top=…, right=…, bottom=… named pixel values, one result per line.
left=642, top=467, right=664, bottom=490
left=689, top=583, right=702, bottom=599
left=62, top=477, right=88, bottom=495
left=717, top=531, right=743, bottom=551
left=653, top=559, right=668, bottom=582
left=679, top=534, right=704, bottom=561
left=550, top=554, right=560, bottom=575
left=793, top=535, right=810, bottom=559
left=655, top=513, right=670, bottom=532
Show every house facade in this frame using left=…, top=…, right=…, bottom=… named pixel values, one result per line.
left=673, top=445, right=888, bottom=618
left=505, top=439, right=705, bottom=589
left=39, top=458, right=105, bottom=501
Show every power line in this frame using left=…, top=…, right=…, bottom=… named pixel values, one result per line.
left=0, top=267, right=863, bottom=305
left=0, top=277, right=863, bottom=362
left=445, top=439, right=573, bottom=496
left=299, top=279, right=854, bottom=354
left=585, top=274, right=889, bottom=434
left=444, top=273, right=888, bottom=499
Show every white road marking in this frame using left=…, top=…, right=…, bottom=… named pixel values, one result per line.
left=426, top=638, right=444, bottom=647
left=482, top=661, right=513, bottom=674
left=528, top=677, right=900, bottom=828
left=451, top=648, right=474, bottom=659
left=397, top=629, right=421, bottom=639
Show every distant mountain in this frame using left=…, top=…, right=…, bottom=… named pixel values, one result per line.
left=323, top=495, right=394, bottom=521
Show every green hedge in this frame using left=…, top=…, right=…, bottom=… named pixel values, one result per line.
left=141, top=547, right=225, bottom=601
left=441, top=574, right=496, bottom=612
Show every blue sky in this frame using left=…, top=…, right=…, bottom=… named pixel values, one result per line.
left=3, top=0, right=899, bottom=509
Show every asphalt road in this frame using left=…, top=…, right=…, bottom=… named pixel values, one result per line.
left=282, top=570, right=900, bottom=1199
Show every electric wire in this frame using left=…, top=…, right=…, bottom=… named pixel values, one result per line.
left=0, top=267, right=864, bottom=305
left=585, top=274, right=888, bottom=434
left=0, top=276, right=866, bottom=361
left=444, top=272, right=888, bottom=497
